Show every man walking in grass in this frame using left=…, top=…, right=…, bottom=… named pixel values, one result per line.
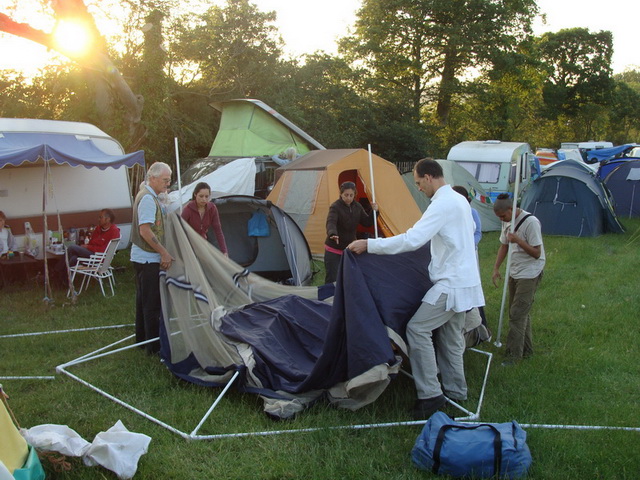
left=348, top=158, right=484, bottom=420
left=492, top=193, right=545, bottom=366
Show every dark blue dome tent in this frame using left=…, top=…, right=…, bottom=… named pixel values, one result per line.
left=596, top=148, right=640, bottom=181
left=603, top=159, right=640, bottom=218
left=520, top=160, right=624, bottom=237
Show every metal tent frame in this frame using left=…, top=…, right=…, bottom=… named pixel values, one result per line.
left=3, top=326, right=639, bottom=437
left=55, top=331, right=493, bottom=440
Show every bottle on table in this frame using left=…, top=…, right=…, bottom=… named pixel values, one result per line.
left=24, top=221, right=38, bottom=257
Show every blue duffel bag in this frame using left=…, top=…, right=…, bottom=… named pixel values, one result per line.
left=411, top=412, right=532, bottom=479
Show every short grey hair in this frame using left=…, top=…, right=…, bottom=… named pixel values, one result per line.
left=146, top=162, right=172, bottom=181
left=283, top=147, right=297, bottom=160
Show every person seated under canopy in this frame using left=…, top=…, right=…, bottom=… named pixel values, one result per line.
left=54, top=209, right=120, bottom=285
left=0, top=210, right=18, bottom=258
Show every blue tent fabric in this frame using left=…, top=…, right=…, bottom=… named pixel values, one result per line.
left=0, top=132, right=144, bottom=169
left=603, top=159, right=640, bottom=218
left=217, top=245, right=432, bottom=397
left=521, top=160, right=624, bottom=236
left=597, top=157, right=640, bottom=180
left=220, top=295, right=333, bottom=392
left=585, top=144, right=637, bottom=163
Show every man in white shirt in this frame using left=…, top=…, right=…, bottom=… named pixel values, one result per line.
left=348, top=159, right=484, bottom=419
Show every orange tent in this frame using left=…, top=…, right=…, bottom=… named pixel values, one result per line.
left=267, top=149, right=422, bottom=256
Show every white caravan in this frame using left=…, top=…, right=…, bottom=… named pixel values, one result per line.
left=446, top=140, right=534, bottom=201
left=560, top=141, right=614, bottom=151
left=0, top=118, right=144, bottom=258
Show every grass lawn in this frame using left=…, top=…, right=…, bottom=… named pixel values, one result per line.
left=1, top=219, right=639, bottom=479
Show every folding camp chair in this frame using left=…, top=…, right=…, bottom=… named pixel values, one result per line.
left=67, top=237, right=120, bottom=297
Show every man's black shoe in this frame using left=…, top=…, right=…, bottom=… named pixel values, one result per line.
left=412, top=394, right=446, bottom=420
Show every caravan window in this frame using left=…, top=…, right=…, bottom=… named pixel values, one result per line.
left=457, top=161, right=501, bottom=184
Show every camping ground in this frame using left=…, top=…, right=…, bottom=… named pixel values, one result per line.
left=1, top=221, right=639, bottom=479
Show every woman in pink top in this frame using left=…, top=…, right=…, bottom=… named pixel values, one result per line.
left=181, top=182, right=228, bottom=255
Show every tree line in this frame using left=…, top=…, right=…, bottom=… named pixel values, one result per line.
left=1, top=0, right=639, bottom=172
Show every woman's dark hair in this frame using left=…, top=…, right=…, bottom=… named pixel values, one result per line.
left=192, top=182, right=211, bottom=201
left=452, top=185, right=471, bottom=203
left=414, top=158, right=444, bottom=178
left=339, top=181, right=356, bottom=193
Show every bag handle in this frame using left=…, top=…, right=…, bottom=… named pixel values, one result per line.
left=514, top=213, right=533, bottom=233
left=432, top=422, right=502, bottom=477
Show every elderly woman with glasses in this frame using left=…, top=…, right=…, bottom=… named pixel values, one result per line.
left=323, top=181, right=377, bottom=284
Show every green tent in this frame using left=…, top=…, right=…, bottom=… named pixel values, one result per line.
left=209, top=99, right=325, bottom=157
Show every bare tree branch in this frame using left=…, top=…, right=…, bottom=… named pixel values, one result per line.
left=0, top=1, right=146, bottom=148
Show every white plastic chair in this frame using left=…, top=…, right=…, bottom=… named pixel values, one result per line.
left=67, top=238, right=120, bottom=297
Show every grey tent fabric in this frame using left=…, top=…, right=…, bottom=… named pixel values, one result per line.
left=401, top=160, right=501, bottom=232
left=211, top=195, right=313, bottom=286
left=520, top=160, right=624, bottom=237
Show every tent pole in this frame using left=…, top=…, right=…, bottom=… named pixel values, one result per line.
left=190, top=370, right=240, bottom=437
left=174, top=137, right=183, bottom=214
left=42, top=159, right=53, bottom=303
left=494, top=152, right=525, bottom=347
left=50, top=179, right=76, bottom=304
left=367, top=144, right=378, bottom=238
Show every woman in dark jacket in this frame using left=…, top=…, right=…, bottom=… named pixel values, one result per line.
left=324, top=181, right=377, bottom=283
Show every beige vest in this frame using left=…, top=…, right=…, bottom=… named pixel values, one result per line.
left=131, top=185, right=165, bottom=252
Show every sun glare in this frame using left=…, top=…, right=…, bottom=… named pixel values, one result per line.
left=52, top=20, right=94, bottom=59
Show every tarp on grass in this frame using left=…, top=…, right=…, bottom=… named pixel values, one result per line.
left=159, top=212, right=434, bottom=418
